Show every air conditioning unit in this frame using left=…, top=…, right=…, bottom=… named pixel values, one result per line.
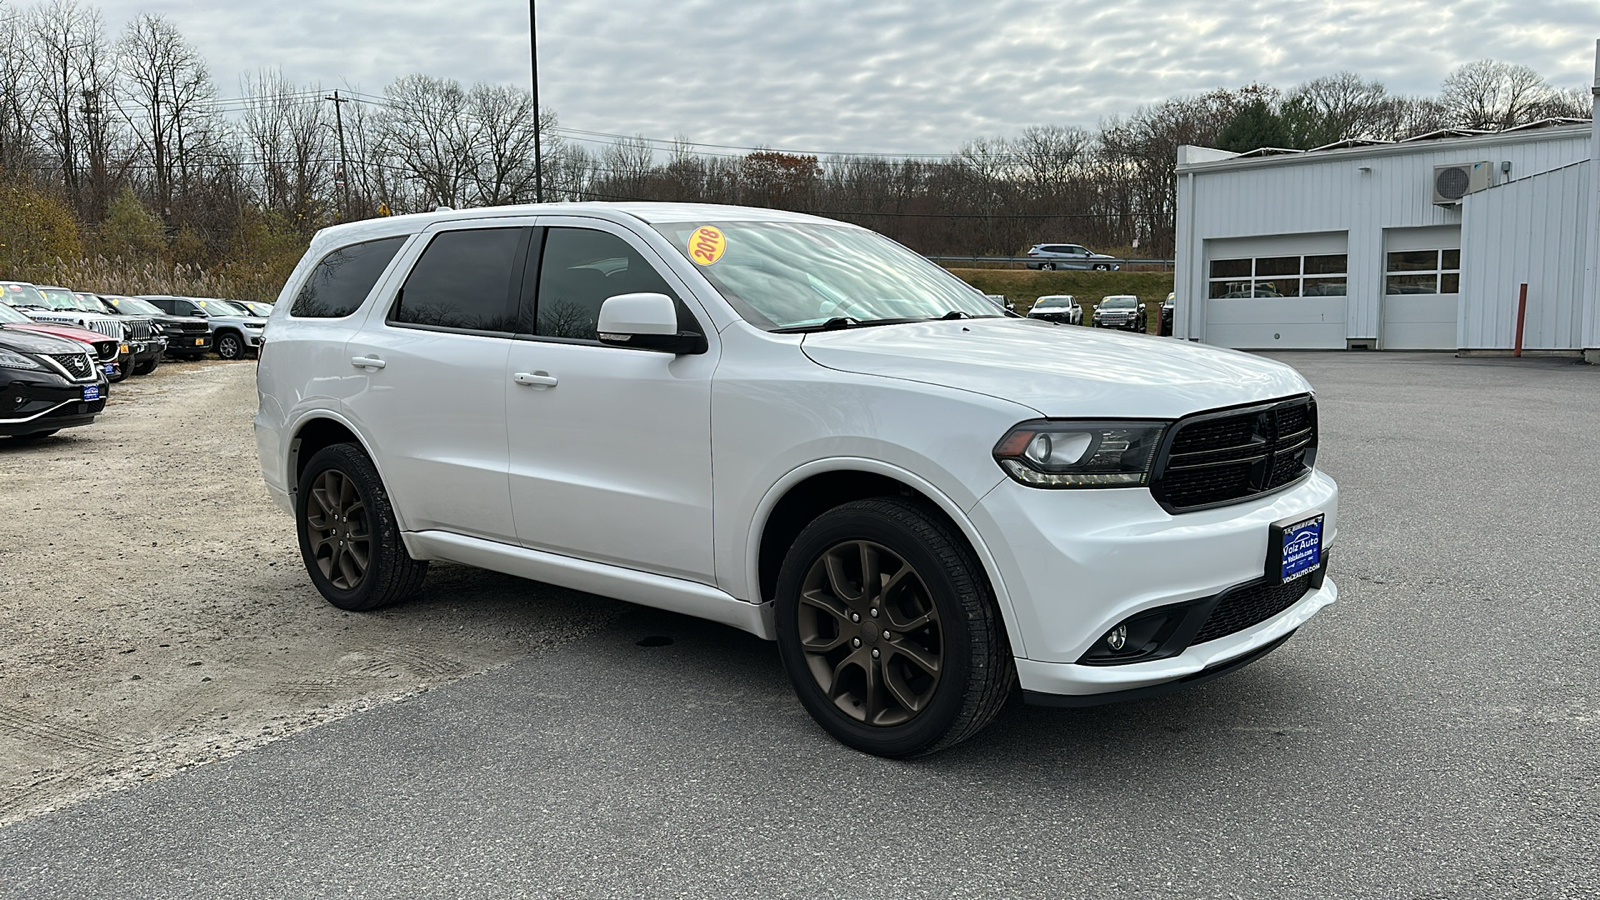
left=1432, top=162, right=1493, bottom=206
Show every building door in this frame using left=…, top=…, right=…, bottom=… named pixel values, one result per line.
left=1381, top=226, right=1460, bottom=350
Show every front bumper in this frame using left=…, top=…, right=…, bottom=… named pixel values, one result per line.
left=971, top=469, right=1338, bottom=700
left=1, top=375, right=109, bottom=436
left=242, top=328, right=265, bottom=349
left=168, top=333, right=213, bottom=354
left=1094, top=316, right=1143, bottom=331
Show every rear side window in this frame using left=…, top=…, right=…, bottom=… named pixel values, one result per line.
left=291, top=236, right=406, bottom=318
left=391, top=228, right=526, bottom=333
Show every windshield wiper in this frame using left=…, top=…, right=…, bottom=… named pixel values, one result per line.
left=774, top=316, right=935, bottom=334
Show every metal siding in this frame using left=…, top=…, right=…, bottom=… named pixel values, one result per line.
left=1459, top=162, right=1589, bottom=350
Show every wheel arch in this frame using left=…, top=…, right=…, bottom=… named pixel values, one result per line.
left=748, top=459, right=1027, bottom=658
left=286, top=413, right=389, bottom=515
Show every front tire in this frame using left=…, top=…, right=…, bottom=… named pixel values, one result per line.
left=134, top=356, right=159, bottom=375
left=215, top=332, right=244, bottom=360
left=295, top=443, right=427, bottom=611
left=775, top=498, right=1013, bottom=757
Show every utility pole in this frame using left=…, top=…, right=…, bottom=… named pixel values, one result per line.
left=529, top=0, right=544, bottom=203
left=326, top=91, right=352, bottom=219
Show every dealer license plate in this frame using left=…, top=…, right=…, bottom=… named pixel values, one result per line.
left=1268, top=513, right=1323, bottom=584
left=102, top=363, right=115, bottom=374
left=83, top=385, right=101, bottom=402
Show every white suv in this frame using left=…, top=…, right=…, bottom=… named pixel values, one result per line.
left=255, top=203, right=1338, bottom=757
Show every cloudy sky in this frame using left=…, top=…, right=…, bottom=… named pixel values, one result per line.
left=80, top=0, right=1600, bottom=156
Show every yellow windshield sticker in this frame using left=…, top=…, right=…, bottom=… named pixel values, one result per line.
left=687, top=226, right=726, bottom=266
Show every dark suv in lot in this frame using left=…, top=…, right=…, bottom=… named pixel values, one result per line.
left=0, top=314, right=109, bottom=439
left=100, top=294, right=213, bottom=359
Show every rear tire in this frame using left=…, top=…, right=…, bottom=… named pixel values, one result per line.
left=775, top=498, right=1013, bottom=757
left=295, top=443, right=427, bottom=611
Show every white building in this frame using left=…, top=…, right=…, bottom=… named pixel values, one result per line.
left=1173, top=44, right=1600, bottom=363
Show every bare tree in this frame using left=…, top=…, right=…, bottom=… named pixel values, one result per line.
left=116, top=12, right=217, bottom=217
left=238, top=69, right=330, bottom=228
left=0, top=0, right=45, bottom=179
left=1442, top=59, right=1553, bottom=130
left=466, top=83, right=544, bottom=205
left=378, top=74, right=475, bottom=208
left=28, top=0, right=105, bottom=206
left=1281, top=72, right=1392, bottom=146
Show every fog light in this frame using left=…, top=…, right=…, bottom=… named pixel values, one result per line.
left=1105, top=625, right=1127, bottom=651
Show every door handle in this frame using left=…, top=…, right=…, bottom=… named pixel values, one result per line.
left=350, top=356, right=386, bottom=369
left=513, top=371, right=558, bottom=388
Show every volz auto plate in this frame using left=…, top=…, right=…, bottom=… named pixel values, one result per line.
left=82, top=385, right=101, bottom=402
left=1267, top=512, right=1323, bottom=584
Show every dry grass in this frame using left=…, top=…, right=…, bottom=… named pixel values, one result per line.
left=37, top=255, right=288, bottom=302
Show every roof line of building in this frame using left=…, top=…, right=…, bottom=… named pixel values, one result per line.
left=1177, top=122, right=1594, bottom=174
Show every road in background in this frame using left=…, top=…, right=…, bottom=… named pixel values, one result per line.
left=1, top=353, right=1596, bottom=898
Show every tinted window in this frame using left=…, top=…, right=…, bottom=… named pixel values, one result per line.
left=532, top=228, right=677, bottom=341
left=392, top=228, right=524, bottom=332
left=292, top=236, right=406, bottom=318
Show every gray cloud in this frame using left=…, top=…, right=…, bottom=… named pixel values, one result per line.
left=84, top=0, right=1600, bottom=154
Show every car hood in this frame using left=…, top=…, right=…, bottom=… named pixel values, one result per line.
left=0, top=324, right=91, bottom=355
left=799, top=319, right=1310, bottom=418
left=10, top=322, right=109, bottom=346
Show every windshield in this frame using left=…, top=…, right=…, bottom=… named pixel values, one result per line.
left=651, top=221, right=1000, bottom=331
left=1100, top=297, right=1137, bottom=309
left=2, top=283, right=49, bottom=308
left=0, top=302, right=31, bottom=324
left=241, top=301, right=273, bottom=316
left=1035, top=297, right=1073, bottom=309
left=110, top=296, right=162, bottom=315
left=197, top=298, right=248, bottom=316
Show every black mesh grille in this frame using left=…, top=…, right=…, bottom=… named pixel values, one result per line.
left=1153, top=397, right=1317, bottom=511
left=48, top=352, right=92, bottom=380
left=1191, top=577, right=1312, bottom=645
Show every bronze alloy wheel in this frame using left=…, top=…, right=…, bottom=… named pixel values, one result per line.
left=797, top=540, right=943, bottom=727
left=304, top=468, right=371, bottom=590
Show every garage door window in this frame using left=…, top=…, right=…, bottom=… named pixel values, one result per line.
left=1209, top=254, right=1347, bottom=299
left=1385, top=249, right=1460, bottom=295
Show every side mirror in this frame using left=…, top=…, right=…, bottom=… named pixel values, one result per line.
left=596, top=292, right=706, bottom=354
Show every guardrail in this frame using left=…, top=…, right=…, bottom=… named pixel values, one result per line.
left=927, top=255, right=1175, bottom=270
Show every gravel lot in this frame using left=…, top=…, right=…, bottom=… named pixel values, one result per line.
left=0, top=359, right=620, bottom=825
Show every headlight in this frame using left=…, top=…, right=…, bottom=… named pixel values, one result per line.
left=993, top=420, right=1168, bottom=487
left=0, top=348, right=43, bottom=370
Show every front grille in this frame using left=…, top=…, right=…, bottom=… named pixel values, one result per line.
left=1151, top=396, right=1317, bottom=512
left=89, top=319, right=123, bottom=340
left=48, top=352, right=94, bottom=380
left=122, top=318, right=152, bottom=341
left=1191, top=556, right=1327, bottom=645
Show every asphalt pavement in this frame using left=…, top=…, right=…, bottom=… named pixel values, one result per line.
left=2, top=352, right=1597, bottom=899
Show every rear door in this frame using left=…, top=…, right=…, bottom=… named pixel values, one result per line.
left=340, top=221, right=531, bottom=542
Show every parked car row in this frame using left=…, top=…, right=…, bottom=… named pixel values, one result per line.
left=1024, top=293, right=1166, bottom=333
left=1, top=279, right=270, bottom=440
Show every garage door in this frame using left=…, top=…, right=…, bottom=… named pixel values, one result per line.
left=1202, top=233, right=1347, bottom=350
left=1381, top=226, right=1460, bottom=350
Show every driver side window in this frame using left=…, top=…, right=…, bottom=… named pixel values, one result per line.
left=526, top=227, right=686, bottom=341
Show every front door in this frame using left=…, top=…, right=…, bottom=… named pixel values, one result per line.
left=505, top=219, right=718, bottom=584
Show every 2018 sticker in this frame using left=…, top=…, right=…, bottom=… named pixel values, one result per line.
left=687, top=226, right=726, bottom=266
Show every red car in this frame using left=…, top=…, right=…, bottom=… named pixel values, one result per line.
left=0, top=301, right=121, bottom=378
